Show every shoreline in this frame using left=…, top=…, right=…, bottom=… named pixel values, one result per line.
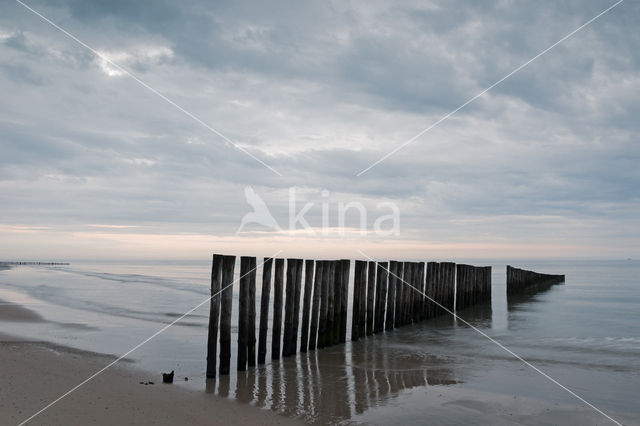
left=0, top=337, right=302, bottom=426
left=2, top=264, right=638, bottom=425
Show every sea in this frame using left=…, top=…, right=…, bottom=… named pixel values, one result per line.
left=0, top=259, right=638, bottom=425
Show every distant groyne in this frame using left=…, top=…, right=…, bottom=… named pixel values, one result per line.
left=506, top=265, right=564, bottom=297
left=0, top=262, right=70, bottom=266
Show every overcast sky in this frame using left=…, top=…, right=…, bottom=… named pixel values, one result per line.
left=1, top=0, right=638, bottom=260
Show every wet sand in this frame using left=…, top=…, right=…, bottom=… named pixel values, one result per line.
left=0, top=337, right=302, bottom=426
left=0, top=298, right=300, bottom=426
left=0, top=299, right=44, bottom=322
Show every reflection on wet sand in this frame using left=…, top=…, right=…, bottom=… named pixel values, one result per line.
left=205, top=319, right=470, bottom=423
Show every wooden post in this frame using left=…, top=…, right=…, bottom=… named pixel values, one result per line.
left=218, top=255, right=235, bottom=376
left=358, top=260, right=367, bottom=337
left=375, top=262, right=388, bottom=333
left=385, top=261, right=398, bottom=331
left=433, top=262, right=443, bottom=317
left=327, top=260, right=337, bottom=346
left=395, top=262, right=405, bottom=327
left=257, top=257, right=273, bottom=364
left=414, top=262, right=424, bottom=323
left=455, top=264, right=462, bottom=311
left=237, top=256, right=253, bottom=371
left=485, top=266, right=492, bottom=303
left=291, top=259, right=304, bottom=355
left=318, top=260, right=330, bottom=348
left=456, top=264, right=467, bottom=311
left=206, top=254, right=223, bottom=378
left=309, top=260, right=323, bottom=351
left=373, top=261, right=381, bottom=332
left=366, top=261, right=376, bottom=335
left=352, top=260, right=365, bottom=341
left=247, top=257, right=257, bottom=368
left=300, top=259, right=315, bottom=352
left=408, top=262, right=415, bottom=323
left=405, top=262, right=414, bottom=325
left=271, top=258, right=284, bottom=360
left=424, top=262, right=435, bottom=320
left=331, top=260, right=342, bottom=345
left=444, top=262, right=456, bottom=313
left=402, top=262, right=410, bottom=324
left=339, top=259, right=350, bottom=344
left=282, top=259, right=296, bottom=357
left=471, top=266, right=478, bottom=307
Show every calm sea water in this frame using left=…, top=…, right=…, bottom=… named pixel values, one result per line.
left=0, top=259, right=638, bottom=425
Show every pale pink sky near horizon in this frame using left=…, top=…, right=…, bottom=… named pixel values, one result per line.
left=0, top=224, right=634, bottom=261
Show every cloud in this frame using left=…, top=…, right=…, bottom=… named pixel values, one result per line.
left=0, top=0, right=638, bottom=259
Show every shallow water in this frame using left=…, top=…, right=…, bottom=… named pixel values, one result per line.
left=0, top=259, right=638, bottom=424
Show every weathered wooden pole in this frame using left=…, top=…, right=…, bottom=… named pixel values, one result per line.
left=455, top=264, right=463, bottom=311
left=309, top=260, right=323, bottom=351
left=327, top=260, right=337, bottom=346
left=406, top=262, right=415, bottom=324
left=366, top=261, right=376, bottom=335
left=375, top=262, right=388, bottom=333
left=424, top=262, right=435, bottom=320
left=444, top=262, right=456, bottom=313
left=324, top=260, right=333, bottom=347
left=271, top=258, right=285, bottom=360
left=219, top=255, right=236, bottom=376
left=318, top=260, right=330, bottom=348
left=455, top=264, right=467, bottom=311
left=247, top=257, right=257, bottom=367
left=433, top=262, right=443, bottom=317
left=410, top=262, right=418, bottom=322
left=413, top=262, right=424, bottom=323
left=300, top=259, right=315, bottom=352
left=485, top=266, right=492, bottom=303
left=385, top=261, right=398, bottom=331
left=403, top=262, right=410, bottom=324
left=352, top=260, right=365, bottom=341
left=373, top=261, right=382, bottom=332
left=257, top=257, right=273, bottom=364
left=282, top=259, right=296, bottom=357
left=339, top=259, right=350, bottom=344
left=206, top=254, right=223, bottom=378
left=469, top=266, right=475, bottom=307
left=395, top=262, right=405, bottom=327
left=420, top=261, right=427, bottom=320
left=237, top=256, right=253, bottom=371
left=291, top=259, right=303, bottom=355
left=331, top=260, right=342, bottom=345
left=358, top=261, right=367, bottom=337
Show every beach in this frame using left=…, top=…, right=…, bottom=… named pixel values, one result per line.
left=0, top=292, right=299, bottom=426
left=0, top=335, right=300, bottom=426
left=1, top=262, right=638, bottom=425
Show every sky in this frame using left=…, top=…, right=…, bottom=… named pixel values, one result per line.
left=0, top=0, right=638, bottom=261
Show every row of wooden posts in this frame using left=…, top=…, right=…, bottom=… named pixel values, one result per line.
left=506, top=265, right=565, bottom=296
left=206, top=255, right=492, bottom=378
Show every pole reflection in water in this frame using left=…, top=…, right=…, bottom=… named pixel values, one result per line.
left=201, top=313, right=500, bottom=424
